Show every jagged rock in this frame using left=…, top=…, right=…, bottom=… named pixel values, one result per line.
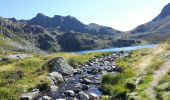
left=48, top=57, right=75, bottom=76
left=49, top=72, right=64, bottom=83
left=20, top=89, right=40, bottom=100
left=64, top=90, right=75, bottom=97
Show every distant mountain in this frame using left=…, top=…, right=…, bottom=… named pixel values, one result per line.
left=131, top=3, right=170, bottom=34
left=0, top=16, right=139, bottom=53
left=24, top=13, right=121, bottom=35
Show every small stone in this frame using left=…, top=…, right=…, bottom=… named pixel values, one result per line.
left=79, top=91, right=90, bottom=100
left=80, top=78, right=91, bottom=85
left=89, top=93, right=98, bottom=100
left=38, top=96, right=52, bottom=100
left=64, top=90, right=74, bottom=97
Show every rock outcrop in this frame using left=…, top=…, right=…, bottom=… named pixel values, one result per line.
left=48, top=57, right=75, bottom=76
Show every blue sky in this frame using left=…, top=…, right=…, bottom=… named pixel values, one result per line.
left=0, top=0, right=170, bottom=31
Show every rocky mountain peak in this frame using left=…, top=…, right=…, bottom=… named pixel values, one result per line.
left=153, top=3, right=170, bottom=21
left=36, top=13, right=48, bottom=18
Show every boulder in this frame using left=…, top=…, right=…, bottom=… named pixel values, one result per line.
left=48, top=57, right=75, bottom=76
left=20, top=89, right=40, bottom=100
left=49, top=72, right=64, bottom=83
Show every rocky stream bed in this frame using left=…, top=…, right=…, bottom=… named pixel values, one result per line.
left=20, top=53, right=130, bottom=100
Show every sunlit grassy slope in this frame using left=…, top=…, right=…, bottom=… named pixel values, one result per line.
left=0, top=52, right=110, bottom=100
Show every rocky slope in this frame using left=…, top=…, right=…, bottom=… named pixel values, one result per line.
left=0, top=16, right=60, bottom=53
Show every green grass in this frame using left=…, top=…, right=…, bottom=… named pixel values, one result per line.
left=101, top=51, right=144, bottom=98
left=68, top=52, right=111, bottom=68
left=0, top=52, right=111, bottom=99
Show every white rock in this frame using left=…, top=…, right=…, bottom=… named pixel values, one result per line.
left=49, top=72, right=64, bottom=83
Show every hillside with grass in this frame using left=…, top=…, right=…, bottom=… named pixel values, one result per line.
left=0, top=51, right=111, bottom=100
left=101, top=40, right=170, bottom=100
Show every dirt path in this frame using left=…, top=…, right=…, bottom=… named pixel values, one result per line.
left=147, top=60, right=170, bottom=99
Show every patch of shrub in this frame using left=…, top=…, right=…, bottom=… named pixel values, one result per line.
left=0, top=70, right=24, bottom=85
left=101, top=74, right=122, bottom=85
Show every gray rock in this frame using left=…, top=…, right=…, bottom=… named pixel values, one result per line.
left=79, top=91, right=90, bottom=100
left=74, top=83, right=81, bottom=89
left=50, top=85, right=58, bottom=94
left=38, top=96, right=52, bottom=100
left=64, top=90, right=74, bottom=97
left=49, top=72, right=64, bottom=83
left=20, top=89, right=40, bottom=100
left=80, top=78, right=91, bottom=85
left=73, top=68, right=82, bottom=75
left=48, top=57, right=75, bottom=76
left=89, top=93, right=99, bottom=100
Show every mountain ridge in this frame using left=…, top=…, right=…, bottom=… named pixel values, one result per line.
left=23, top=13, right=121, bottom=35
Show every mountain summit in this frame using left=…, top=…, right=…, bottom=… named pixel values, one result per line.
left=131, top=2, right=170, bottom=34
left=153, top=3, right=170, bottom=21
left=25, top=13, right=121, bottom=35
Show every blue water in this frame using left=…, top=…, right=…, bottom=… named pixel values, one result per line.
left=74, top=44, right=158, bottom=54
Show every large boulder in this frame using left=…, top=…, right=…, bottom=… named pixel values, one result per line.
left=48, top=57, right=75, bottom=76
